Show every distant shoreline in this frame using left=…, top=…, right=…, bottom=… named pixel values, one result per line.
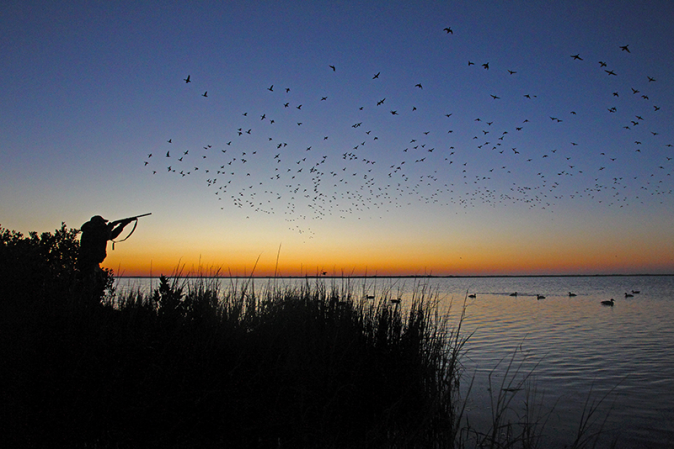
left=117, top=273, right=674, bottom=279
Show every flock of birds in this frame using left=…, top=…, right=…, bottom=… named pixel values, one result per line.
left=467, top=289, right=641, bottom=306
left=143, top=28, right=672, bottom=237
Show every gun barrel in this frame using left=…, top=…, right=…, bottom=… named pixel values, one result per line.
left=111, top=213, right=152, bottom=225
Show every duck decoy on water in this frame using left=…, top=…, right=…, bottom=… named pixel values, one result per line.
left=601, top=299, right=615, bottom=306
left=625, top=292, right=634, bottom=298
left=509, top=292, right=518, bottom=297
left=537, top=294, right=546, bottom=300
left=631, top=290, right=640, bottom=294
left=468, top=293, right=477, bottom=298
left=568, top=292, right=577, bottom=297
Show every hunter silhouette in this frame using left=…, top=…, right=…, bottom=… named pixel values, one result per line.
left=77, top=215, right=134, bottom=302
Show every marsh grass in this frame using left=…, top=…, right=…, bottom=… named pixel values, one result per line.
left=3, top=271, right=468, bottom=448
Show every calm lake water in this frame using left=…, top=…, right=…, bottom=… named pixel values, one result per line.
left=116, top=275, right=674, bottom=448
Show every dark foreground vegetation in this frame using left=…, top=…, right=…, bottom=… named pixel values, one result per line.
left=1, top=225, right=612, bottom=448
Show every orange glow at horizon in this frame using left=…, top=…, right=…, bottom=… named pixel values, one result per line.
left=105, top=240, right=674, bottom=277
left=100, top=205, right=674, bottom=277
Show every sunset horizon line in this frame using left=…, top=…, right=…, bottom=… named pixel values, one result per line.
left=115, top=272, right=674, bottom=279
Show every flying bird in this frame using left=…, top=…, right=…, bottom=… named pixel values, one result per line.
left=183, top=75, right=191, bottom=83
left=373, top=72, right=380, bottom=79
left=571, top=54, right=583, bottom=60
left=620, top=44, right=630, bottom=53
left=329, top=65, right=336, bottom=71
left=202, top=91, right=208, bottom=97
left=443, top=27, right=453, bottom=34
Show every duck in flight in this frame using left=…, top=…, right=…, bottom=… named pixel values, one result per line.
left=571, top=54, right=583, bottom=60
left=620, top=44, right=630, bottom=53
left=443, top=27, right=453, bottom=34
left=183, top=75, right=191, bottom=83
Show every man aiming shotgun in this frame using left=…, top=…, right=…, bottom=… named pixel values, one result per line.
left=77, top=213, right=151, bottom=302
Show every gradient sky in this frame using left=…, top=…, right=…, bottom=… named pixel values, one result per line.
left=2, top=1, right=674, bottom=276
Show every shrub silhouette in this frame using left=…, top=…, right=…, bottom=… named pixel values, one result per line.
left=0, top=223, right=114, bottom=305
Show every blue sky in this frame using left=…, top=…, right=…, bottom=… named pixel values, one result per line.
left=2, top=1, right=674, bottom=276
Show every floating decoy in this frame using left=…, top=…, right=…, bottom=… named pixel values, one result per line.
left=537, top=294, right=545, bottom=300
left=631, top=290, right=640, bottom=294
left=625, top=292, right=634, bottom=298
left=601, top=299, right=615, bottom=306
left=568, top=292, right=577, bottom=297
left=468, top=293, right=476, bottom=298
left=509, top=292, right=518, bottom=297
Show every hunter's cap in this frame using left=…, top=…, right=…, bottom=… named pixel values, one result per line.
left=90, top=215, right=108, bottom=224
